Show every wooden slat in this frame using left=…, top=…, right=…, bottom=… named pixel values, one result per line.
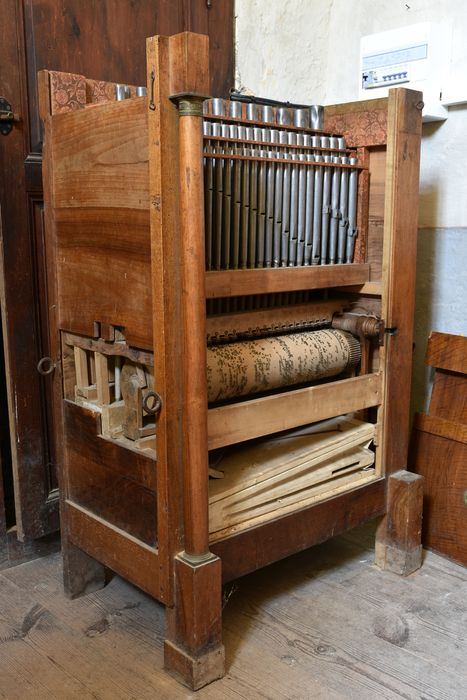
left=206, top=264, right=370, bottom=298
left=73, top=346, right=89, bottom=388
left=414, top=413, right=467, bottom=445
left=425, top=331, right=467, bottom=375
left=211, top=478, right=386, bottom=582
left=94, top=352, right=110, bottom=405
left=65, top=501, right=163, bottom=601
left=207, top=372, right=382, bottom=450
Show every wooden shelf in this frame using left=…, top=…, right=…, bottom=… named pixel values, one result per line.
left=206, top=264, right=370, bottom=299
left=207, top=372, right=382, bottom=450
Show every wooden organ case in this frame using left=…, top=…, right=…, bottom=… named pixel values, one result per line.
left=40, top=33, right=424, bottom=690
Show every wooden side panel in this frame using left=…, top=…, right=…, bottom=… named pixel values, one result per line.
left=64, top=403, right=157, bottom=547
left=410, top=424, right=467, bottom=567
left=427, top=371, right=467, bottom=425
left=49, top=97, right=152, bottom=348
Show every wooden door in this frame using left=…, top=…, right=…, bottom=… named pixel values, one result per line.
left=0, top=0, right=234, bottom=542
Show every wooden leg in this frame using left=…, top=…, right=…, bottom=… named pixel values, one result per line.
left=164, top=553, right=225, bottom=690
left=62, top=537, right=106, bottom=599
left=375, top=470, right=424, bottom=576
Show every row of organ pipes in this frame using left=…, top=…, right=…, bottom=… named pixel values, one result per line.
left=203, top=97, right=359, bottom=272
left=105, top=89, right=376, bottom=420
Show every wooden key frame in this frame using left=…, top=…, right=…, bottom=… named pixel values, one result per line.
left=40, top=32, right=423, bottom=690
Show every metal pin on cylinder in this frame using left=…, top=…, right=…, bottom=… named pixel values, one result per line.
left=136, top=86, right=147, bottom=97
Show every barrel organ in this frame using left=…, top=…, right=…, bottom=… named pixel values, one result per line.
left=40, top=32, right=423, bottom=690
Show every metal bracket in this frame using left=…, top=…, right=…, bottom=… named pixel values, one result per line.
left=0, top=97, right=20, bottom=136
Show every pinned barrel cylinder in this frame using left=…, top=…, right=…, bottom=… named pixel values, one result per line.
left=206, top=328, right=361, bottom=403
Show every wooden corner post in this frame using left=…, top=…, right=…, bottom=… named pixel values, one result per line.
left=376, top=88, right=424, bottom=575
left=375, top=470, right=423, bottom=575
left=147, top=32, right=224, bottom=689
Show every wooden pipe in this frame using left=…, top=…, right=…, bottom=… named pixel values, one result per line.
left=174, top=93, right=211, bottom=562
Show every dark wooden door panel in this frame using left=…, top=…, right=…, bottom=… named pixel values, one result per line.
left=0, top=0, right=233, bottom=542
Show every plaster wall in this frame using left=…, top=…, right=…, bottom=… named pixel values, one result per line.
left=235, top=0, right=467, bottom=412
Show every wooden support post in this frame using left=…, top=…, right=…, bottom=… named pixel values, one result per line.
left=164, top=555, right=225, bottom=690
left=148, top=32, right=224, bottom=688
left=375, top=470, right=423, bottom=576
left=173, top=92, right=210, bottom=560
left=62, top=537, right=106, bottom=599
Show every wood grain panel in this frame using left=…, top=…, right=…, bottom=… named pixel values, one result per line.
left=206, top=264, right=370, bottom=298
left=64, top=403, right=157, bottom=546
left=411, top=428, right=467, bottom=566
left=426, top=331, right=467, bottom=376
left=66, top=501, right=162, bottom=600
left=366, top=148, right=386, bottom=282
left=211, top=478, right=386, bottom=582
left=55, top=209, right=151, bottom=348
left=380, top=90, right=422, bottom=474
left=208, top=372, right=382, bottom=450
left=51, top=98, right=148, bottom=210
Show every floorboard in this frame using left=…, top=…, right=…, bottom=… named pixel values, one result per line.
left=0, top=523, right=466, bottom=700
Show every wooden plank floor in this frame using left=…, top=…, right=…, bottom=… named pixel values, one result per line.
left=0, top=522, right=466, bottom=700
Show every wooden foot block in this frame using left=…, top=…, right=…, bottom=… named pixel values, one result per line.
left=164, top=553, right=225, bottom=689
left=164, top=640, right=225, bottom=691
left=375, top=470, right=423, bottom=576
left=62, top=539, right=106, bottom=599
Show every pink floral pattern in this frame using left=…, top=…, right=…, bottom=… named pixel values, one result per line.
left=49, top=71, right=87, bottom=114
left=86, top=79, right=118, bottom=104
left=325, top=109, right=387, bottom=147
